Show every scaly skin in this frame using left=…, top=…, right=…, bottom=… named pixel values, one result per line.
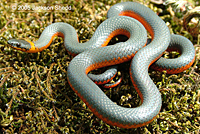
left=7, top=2, right=195, bottom=128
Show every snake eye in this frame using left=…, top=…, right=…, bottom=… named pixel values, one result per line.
left=16, top=43, right=21, bottom=47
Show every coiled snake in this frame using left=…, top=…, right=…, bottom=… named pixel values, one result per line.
left=8, top=2, right=195, bottom=128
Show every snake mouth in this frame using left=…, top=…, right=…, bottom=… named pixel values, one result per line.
left=7, top=39, right=31, bottom=51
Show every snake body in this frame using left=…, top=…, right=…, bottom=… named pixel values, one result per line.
left=7, top=2, right=195, bottom=128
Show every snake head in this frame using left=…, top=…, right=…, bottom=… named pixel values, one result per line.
left=7, top=39, right=32, bottom=52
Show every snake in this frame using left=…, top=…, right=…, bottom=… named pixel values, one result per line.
left=7, top=2, right=195, bottom=128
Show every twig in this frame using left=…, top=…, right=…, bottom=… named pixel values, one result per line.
left=34, top=66, right=56, bottom=102
left=47, top=63, right=56, bottom=94
left=0, top=73, right=11, bottom=87
left=5, top=90, right=19, bottom=115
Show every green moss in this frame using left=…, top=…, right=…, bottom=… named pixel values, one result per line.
left=0, top=0, right=199, bottom=133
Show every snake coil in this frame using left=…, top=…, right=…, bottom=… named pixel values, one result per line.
left=7, top=2, right=195, bottom=128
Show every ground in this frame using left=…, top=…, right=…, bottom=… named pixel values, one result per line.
left=0, top=0, right=199, bottom=133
